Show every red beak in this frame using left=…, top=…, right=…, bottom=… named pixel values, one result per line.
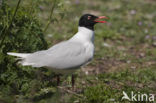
left=94, top=16, right=108, bottom=23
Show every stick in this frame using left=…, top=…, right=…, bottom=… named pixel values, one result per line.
left=57, top=86, right=83, bottom=98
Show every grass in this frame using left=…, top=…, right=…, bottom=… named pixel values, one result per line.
left=1, top=0, right=156, bottom=103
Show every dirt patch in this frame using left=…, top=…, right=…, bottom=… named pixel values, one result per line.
left=82, top=58, right=126, bottom=75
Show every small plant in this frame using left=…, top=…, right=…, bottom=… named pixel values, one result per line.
left=81, top=84, right=119, bottom=103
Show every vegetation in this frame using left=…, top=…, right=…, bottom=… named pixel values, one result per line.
left=0, top=0, right=156, bottom=103
left=0, top=1, right=49, bottom=103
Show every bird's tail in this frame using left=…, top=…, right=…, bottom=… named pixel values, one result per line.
left=7, top=52, right=29, bottom=58
left=7, top=52, right=31, bottom=65
left=7, top=52, right=40, bottom=67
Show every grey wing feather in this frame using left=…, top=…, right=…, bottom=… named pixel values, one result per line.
left=24, top=41, right=89, bottom=69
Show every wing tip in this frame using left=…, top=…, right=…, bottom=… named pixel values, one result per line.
left=7, top=52, right=29, bottom=58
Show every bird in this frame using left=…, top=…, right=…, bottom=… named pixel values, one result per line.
left=7, top=14, right=108, bottom=87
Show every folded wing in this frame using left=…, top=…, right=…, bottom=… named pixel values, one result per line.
left=20, top=41, right=90, bottom=69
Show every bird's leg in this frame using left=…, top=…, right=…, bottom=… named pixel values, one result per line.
left=72, top=74, right=75, bottom=89
left=57, top=75, right=60, bottom=86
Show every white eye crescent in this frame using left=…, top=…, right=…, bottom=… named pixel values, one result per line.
left=88, top=16, right=91, bottom=20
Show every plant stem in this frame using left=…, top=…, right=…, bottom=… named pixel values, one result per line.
left=43, top=0, right=57, bottom=33
left=0, top=0, right=22, bottom=47
left=0, top=0, right=2, bottom=7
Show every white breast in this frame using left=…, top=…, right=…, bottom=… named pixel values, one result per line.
left=84, top=42, right=94, bottom=62
left=70, top=26, right=95, bottom=61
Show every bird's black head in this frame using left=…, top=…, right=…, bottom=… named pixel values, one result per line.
left=79, top=14, right=107, bottom=30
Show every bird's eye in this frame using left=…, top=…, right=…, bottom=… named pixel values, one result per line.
left=88, top=16, right=91, bottom=20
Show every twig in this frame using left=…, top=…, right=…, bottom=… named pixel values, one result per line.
left=43, top=0, right=57, bottom=33
left=58, top=86, right=83, bottom=98
left=0, top=0, right=22, bottom=47
left=0, top=0, right=2, bottom=7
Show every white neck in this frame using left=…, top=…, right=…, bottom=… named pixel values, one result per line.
left=69, top=27, right=94, bottom=43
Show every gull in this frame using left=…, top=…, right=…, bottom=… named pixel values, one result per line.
left=7, top=14, right=108, bottom=87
